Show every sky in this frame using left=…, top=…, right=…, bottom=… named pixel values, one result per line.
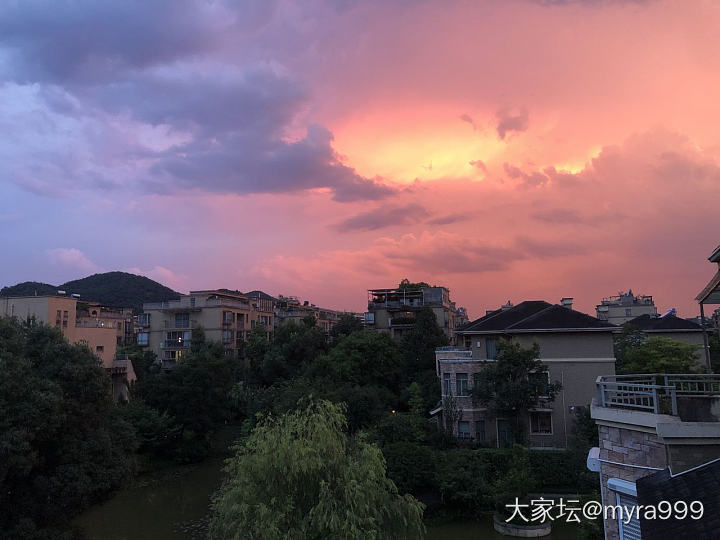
left=1, top=0, right=719, bottom=318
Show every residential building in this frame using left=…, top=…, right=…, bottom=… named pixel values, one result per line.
left=696, top=243, right=720, bottom=371
left=76, top=301, right=136, bottom=346
left=274, top=295, right=343, bottom=334
left=589, top=373, right=720, bottom=539
left=596, top=290, right=658, bottom=325
left=435, top=299, right=617, bottom=448
left=625, top=313, right=706, bottom=367
left=141, top=289, right=264, bottom=364
left=245, top=290, right=276, bottom=338
left=366, top=285, right=462, bottom=341
left=0, top=293, right=134, bottom=400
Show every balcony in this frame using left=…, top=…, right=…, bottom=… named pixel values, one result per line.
left=595, top=374, right=720, bottom=420
left=161, top=340, right=191, bottom=349
left=435, top=347, right=474, bottom=361
left=163, top=319, right=198, bottom=329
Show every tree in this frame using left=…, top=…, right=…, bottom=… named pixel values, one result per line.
left=472, top=341, right=561, bottom=443
left=0, top=317, right=136, bottom=538
left=618, top=337, right=700, bottom=374
left=209, top=399, right=425, bottom=540
left=329, top=313, right=364, bottom=341
left=398, top=279, right=431, bottom=290
left=613, top=324, right=647, bottom=367
left=134, top=338, right=242, bottom=461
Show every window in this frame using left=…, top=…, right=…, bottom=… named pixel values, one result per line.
left=463, top=336, right=471, bottom=348
left=56, top=310, right=61, bottom=319
left=475, top=420, right=485, bottom=441
left=62, top=320, right=68, bottom=327
left=458, top=421, right=471, bottom=439
left=486, top=338, right=498, bottom=360
left=456, top=373, right=469, bottom=396
left=138, top=313, right=150, bottom=327
left=175, top=312, right=190, bottom=328
left=137, top=332, right=149, bottom=346
left=530, top=412, right=552, bottom=434
left=63, top=310, right=68, bottom=319
left=529, top=371, right=550, bottom=396
left=443, top=373, right=452, bottom=395
left=223, top=311, right=235, bottom=323
left=96, top=345, right=104, bottom=353
left=222, top=329, right=234, bottom=344
left=190, top=296, right=196, bottom=307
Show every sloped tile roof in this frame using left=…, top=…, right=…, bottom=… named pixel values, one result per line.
left=628, top=313, right=703, bottom=331
left=458, top=300, right=615, bottom=333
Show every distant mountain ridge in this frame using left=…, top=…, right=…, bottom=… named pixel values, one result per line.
left=0, top=271, right=181, bottom=312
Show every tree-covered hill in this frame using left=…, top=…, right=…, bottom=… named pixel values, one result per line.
left=0, top=271, right=180, bottom=311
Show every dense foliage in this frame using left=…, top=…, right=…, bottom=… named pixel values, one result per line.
left=0, top=317, right=136, bottom=539
left=209, top=399, right=425, bottom=540
left=614, top=329, right=701, bottom=374
left=0, top=271, right=180, bottom=312
left=471, top=341, right=561, bottom=443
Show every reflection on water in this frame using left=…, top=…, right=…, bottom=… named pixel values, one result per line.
left=77, top=457, right=580, bottom=540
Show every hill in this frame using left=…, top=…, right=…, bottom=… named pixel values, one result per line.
left=0, top=271, right=181, bottom=312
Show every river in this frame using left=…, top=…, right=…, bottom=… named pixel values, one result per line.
left=76, top=457, right=581, bottom=539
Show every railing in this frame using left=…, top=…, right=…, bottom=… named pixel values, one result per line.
left=163, top=320, right=197, bottom=329
left=596, top=374, right=720, bottom=415
left=435, top=347, right=473, bottom=361
left=161, top=340, right=191, bottom=349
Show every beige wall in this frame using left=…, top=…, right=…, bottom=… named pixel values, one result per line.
left=440, top=330, right=616, bottom=448
left=75, top=325, right=118, bottom=368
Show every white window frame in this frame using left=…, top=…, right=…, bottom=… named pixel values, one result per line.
left=529, top=411, right=553, bottom=435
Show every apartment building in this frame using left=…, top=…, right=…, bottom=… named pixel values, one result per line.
left=596, top=290, right=658, bottom=325
left=0, top=293, right=134, bottom=400
left=365, top=285, right=461, bottom=341
left=76, top=301, right=136, bottom=346
left=590, top=373, right=720, bottom=539
left=140, top=289, right=277, bottom=364
left=274, top=294, right=343, bottom=334
left=435, top=299, right=617, bottom=448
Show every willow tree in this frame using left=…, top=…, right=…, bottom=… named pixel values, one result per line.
left=209, top=399, right=425, bottom=540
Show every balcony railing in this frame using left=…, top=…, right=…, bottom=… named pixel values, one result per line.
left=163, top=320, right=198, bottom=329
left=596, top=374, right=720, bottom=415
left=161, top=340, right=191, bottom=349
left=435, top=347, right=474, bottom=361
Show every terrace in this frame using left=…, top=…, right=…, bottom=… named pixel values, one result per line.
left=595, top=374, right=720, bottom=422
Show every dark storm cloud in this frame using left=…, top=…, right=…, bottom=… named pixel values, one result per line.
left=496, top=107, right=529, bottom=140
left=334, top=203, right=430, bottom=232
left=0, top=1, right=396, bottom=202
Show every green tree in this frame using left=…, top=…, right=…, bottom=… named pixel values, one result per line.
left=472, top=341, right=561, bottom=443
left=398, top=279, right=431, bottom=290
left=329, top=313, right=364, bottom=341
left=209, top=399, right=425, bottom=540
left=619, top=336, right=700, bottom=374
left=613, top=324, right=647, bottom=367
left=135, top=338, right=242, bottom=461
left=0, top=317, right=136, bottom=538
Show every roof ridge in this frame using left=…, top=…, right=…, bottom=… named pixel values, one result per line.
left=505, top=303, right=555, bottom=329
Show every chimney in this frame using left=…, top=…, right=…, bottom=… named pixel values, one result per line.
left=560, top=297, right=573, bottom=310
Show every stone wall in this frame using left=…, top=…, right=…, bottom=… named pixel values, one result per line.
left=597, top=424, right=668, bottom=540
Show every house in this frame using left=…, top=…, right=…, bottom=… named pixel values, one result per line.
left=589, top=373, right=720, bottom=539
left=366, top=285, right=464, bottom=341
left=0, top=292, right=134, bottom=400
left=696, top=243, right=720, bottom=371
left=435, top=299, right=617, bottom=448
left=596, top=290, right=658, bottom=325
left=625, top=313, right=706, bottom=367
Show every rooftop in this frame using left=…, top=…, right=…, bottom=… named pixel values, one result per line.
left=627, top=313, right=703, bottom=332
left=459, top=300, right=616, bottom=333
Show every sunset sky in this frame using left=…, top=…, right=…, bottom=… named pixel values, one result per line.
left=1, top=0, right=719, bottom=318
